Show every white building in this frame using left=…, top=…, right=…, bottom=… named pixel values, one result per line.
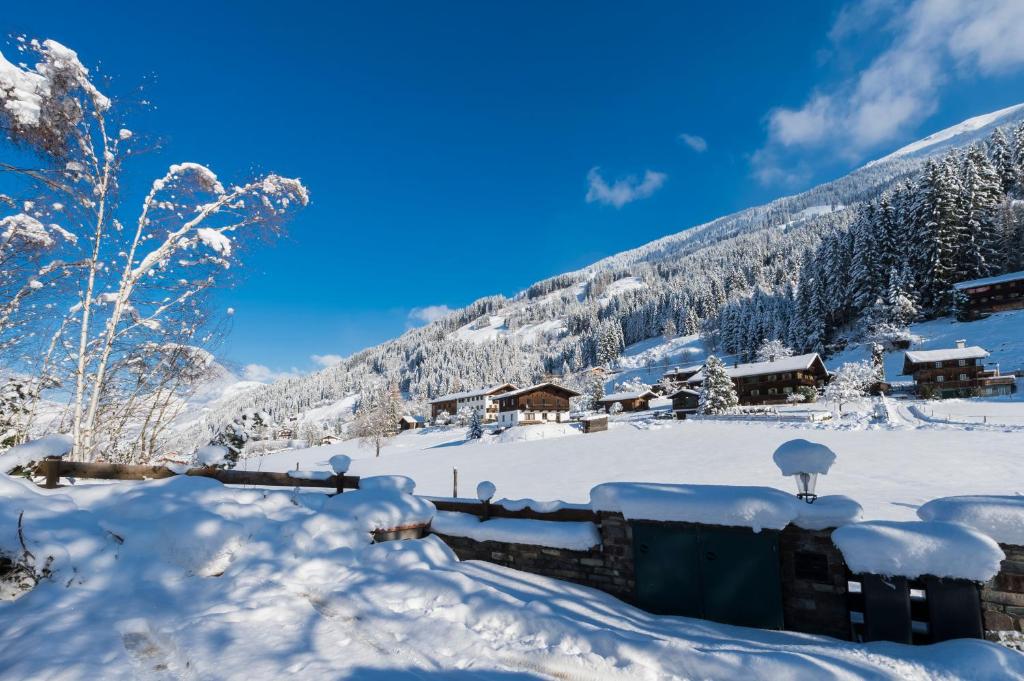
left=429, top=383, right=517, bottom=422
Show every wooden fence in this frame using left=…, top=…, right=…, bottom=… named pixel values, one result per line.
left=34, top=458, right=360, bottom=493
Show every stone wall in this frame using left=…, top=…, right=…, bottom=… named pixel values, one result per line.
left=779, top=526, right=851, bottom=640
left=982, top=543, right=1024, bottom=642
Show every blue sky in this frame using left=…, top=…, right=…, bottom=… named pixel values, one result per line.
left=8, top=1, right=1024, bottom=380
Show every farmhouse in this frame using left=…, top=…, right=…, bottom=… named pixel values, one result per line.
left=429, top=383, right=517, bottom=421
left=399, top=415, right=426, bottom=431
left=687, top=353, right=830, bottom=405
left=952, top=270, right=1024, bottom=319
left=598, top=390, right=657, bottom=413
left=668, top=387, right=700, bottom=418
left=901, top=341, right=1015, bottom=398
left=496, top=382, right=581, bottom=426
left=318, top=434, right=342, bottom=445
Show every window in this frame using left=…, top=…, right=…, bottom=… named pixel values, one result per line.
left=934, top=362, right=942, bottom=369
left=750, top=389, right=760, bottom=396
left=782, top=373, right=792, bottom=380
left=783, top=386, right=793, bottom=394
left=959, top=373, right=968, bottom=381
left=768, top=388, right=778, bottom=395
left=958, top=359, right=967, bottom=366
left=936, top=375, right=945, bottom=383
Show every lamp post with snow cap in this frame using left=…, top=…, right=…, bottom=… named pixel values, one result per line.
left=477, top=480, right=496, bottom=520
left=772, top=439, right=836, bottom=504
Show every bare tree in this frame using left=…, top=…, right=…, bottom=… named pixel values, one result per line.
left=1, top=38, right=308, bottom=460
left=352, top=383, right=401, bottom=457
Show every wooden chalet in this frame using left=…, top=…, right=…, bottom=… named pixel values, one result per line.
left=598, top=390, right=657, bottom=413
left=668, top=387, right=699, bottom=419
left=429, top=383, right=517, bottom=421
left=398, top=415, right=426, bottom=431
left=901, top=342, right=1015, bottom=398
left=496, top=382, right=581, bottom=426
left=953, top=270, right=1024, bottom=319
left=318, top=434, right=343, bottom=446
left=686, top=353, right=830, bottom=405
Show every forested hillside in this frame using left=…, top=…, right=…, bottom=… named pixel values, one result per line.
left=165, top=105, right=1024, bottom=454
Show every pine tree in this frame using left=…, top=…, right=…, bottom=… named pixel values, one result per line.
left=989, top=128, right=1017, bottom=195
left=467, top=409, right=484, bottom=439
left=0, top=379, right=32, bottom=448
left=959, top=145, right=1003, bottom=279
left=698, top=355, right=738, bottom=414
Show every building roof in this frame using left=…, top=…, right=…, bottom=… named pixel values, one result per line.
left=952, top=270, right=1024, bottom=290
left=498, top=382, right=582, bottom=399
left=687, top=353, right=826, bottom=383
left=668, top=388, right=700, bottom=398
left=902, top=346, right=989, bottom=374
left=598, top=390, right=657, bottom=403
left=429, top=383, right=516, bottom=404
left=399, top=415, right=425, bottom=424
left=663, top=364, right=703, bottom=377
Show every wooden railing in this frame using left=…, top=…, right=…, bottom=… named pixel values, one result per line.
left=34, top=458, right=359, bottom=493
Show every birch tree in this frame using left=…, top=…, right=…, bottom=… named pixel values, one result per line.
left=1, top=37, right=308, bottom=460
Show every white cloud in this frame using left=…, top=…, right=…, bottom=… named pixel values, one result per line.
left=585, top=167, right=667, bottom=208
left=408, top=304, right=453, bottom=326
left=756, top=0, right=1024, bottom=182
left=678, top=133, right=708, bottom=152
left=243, top=363, right=301, bottom=383
left=311, top=353, right=343, bottom=368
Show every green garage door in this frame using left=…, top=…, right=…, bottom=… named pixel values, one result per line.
left=631, top=522, right=784, bottom=629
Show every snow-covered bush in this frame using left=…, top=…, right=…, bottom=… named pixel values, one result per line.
left=698, top=355, right=738, bottom=414
left=609, top=402, right=624, bottom=415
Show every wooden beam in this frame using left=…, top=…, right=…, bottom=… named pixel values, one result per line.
left=51, top=461, right=359, bottom=490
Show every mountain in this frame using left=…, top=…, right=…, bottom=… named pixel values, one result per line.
left=170, top=103, right=1024, bottom=450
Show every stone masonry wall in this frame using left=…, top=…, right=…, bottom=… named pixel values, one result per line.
left=779, top=526, right=851, bottom=640
left=982, top=543, right=1024, bottom=642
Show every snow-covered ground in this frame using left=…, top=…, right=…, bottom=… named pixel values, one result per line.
left=255, top=413, right=1024, bottom=522
left=2, top=470, right=1022, bottom=680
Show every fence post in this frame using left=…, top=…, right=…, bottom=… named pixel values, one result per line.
left=482, top=498, right=491, bottom=521
left=42, top=456, right=61, bottom=489
left=453, top=468, right=458, bottom=497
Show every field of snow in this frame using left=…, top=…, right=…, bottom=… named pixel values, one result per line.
left=3, top=465, right=1022, bottom=680
left=256, top=412, right=1024, bottom=523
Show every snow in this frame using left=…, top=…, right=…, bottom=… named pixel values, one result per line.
left=831, top=520, right=1005, bottom=581
left=688, top=352, right=822, bottom=383
left=429, top=383, right=514, bottom=403
left=286, top=469, right=332, bottom=481
left=793, top=495, right=863, bottom=531
left=322, top=486, right=435, bottom=533
left=602, top=275, right=645, bottom=299
left=196, top=227, right=232, bottom=256
left=195, top=444, right=230, bottom=467
left=600, top=390, right=655, bottom=402
left=431, top=510, right=601, bottom=550
left=476, top=480, right=496, bottom=501
left=255, top=418, right=1024, bottom=524
left=590, top=482, right=801, bottom=532
left=454, top=315, right=567, bottom=345
left=0, top=434, right=72, bottom=471
left=0, top=48, right=48, bottom=126
left=772, top=439, right=837, bottom=476
left=953, top=269, right=1024, bottom=290
left=866, top=102, right=1024, bottom=167
left=358, top=474, right=416, bottom=494
left=918, top=495, right=1024, bottom=546
left=328, top=454, right=351, bottom=474
left=903, top=346, right=989, bottom=366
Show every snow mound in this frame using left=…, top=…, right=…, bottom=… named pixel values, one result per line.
left=831, top=520, right=1005, bottom=581
left=359, top=474, right=415, bottom=494
left=323, top=487, right=434, bottom=534
left=195, top=444, right=229, bottom=467
left=476, top=480, right=496, bottom=502
left=329, top=454, right=351, bottom=474
left=918, top=495, right=1024, bottom=546
left=590, top=482, right=800, bottom=532
left=0, top=434, right=73, bottom=471
left=287, top=469, right=332, bottom=481
left=494, top=422, right=580, bottom=443
left=496, top=498, right=589, bottom=513
left=792, top=495, right=863, bottom=530
left=772, top=439, right=836, bottom=476
left=432, top=511, right=601, bottom=551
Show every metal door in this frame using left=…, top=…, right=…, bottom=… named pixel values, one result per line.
left=631, top=523, right=702, bottom=617
left=700, top=527, right=784, bottom=629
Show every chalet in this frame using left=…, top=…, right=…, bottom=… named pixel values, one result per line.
left=953, top=270, right=1024, bottom=319
left=901, top=341, right=1015, bottom=398
left=275, top=428, right=295, bottom=439
left=318, top=434, right=343, bottom=446
left=598, top=390, right=657, bottom=413
left=429, top=383, right=517, bottom=421
left=668, top=387, right=699, bottom=419
left=686, top=353, right=830, bottom=405
left=398, top=415, right=426, bottom=431
left=496, top=382, right=581, bottom=426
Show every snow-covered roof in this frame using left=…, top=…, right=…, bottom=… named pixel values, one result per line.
left=902, top=346, right=988, bottom=368
left=952, top=269, right=1024, bottom=290
left=687, top=353, right=825, bottom=383
left=429, top=383, right=516, bottom=403
left=667, top=388, right=699, bottom=398
left=400, top=415, right=425, bottom=424
left=498, top=382, right=581, bottom=399
left=663, top=364, right=703, bottom=376
left=831, top=520, right=1005, bottom=582
left=598, top=390, right=656, bottom=402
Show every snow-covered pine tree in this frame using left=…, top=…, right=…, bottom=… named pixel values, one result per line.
left=988, top=128, right=1018, bottom=196
left=352, top=383, right=401, bottom=457
left=698, top=355, right=738, bottom=414
left=466, top=409, right=484, bottom=440
left=0, top=379, right=32, bottom=448
left=959, top=145, right=1002, bottom=280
